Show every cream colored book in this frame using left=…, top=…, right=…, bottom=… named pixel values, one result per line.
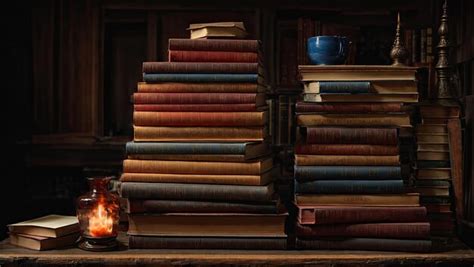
left=303, top=80, right=418, bottom=94
left=187, top=22, right=248, bottom=39
left=298, top=65, right=418, bottom=81
left=8, top=215, right=79, bottom=238
left=9, top=232, right=80, bottom=251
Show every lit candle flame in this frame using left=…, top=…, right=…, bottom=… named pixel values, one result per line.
left=88, top=199, right=114, bottom=237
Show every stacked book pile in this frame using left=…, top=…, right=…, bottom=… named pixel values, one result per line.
left=293, top=65, right=431, bottom=252
left=120, top=38, right=287, bottom=249
left=414, top=104, right=461, bottom=235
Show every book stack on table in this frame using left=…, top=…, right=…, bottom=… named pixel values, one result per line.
left=120, top=38, right=287, bottom=249
left=293, top=65, right=431, bottom=252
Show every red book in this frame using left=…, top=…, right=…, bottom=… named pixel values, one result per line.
left=134, top=103, right=260, bottom=112
left=142, top=62, right=260, bottom=74
left=305, top=127, right=398, bottom=145
left=296, top=102, right=403, bottom=113
left=168, top=38, right=260, bottom=52
left=133, top=93, right=266, bottom=105
left=169, top=50, right=259, bottom=63
left=295, top=144, right=399, bottom=155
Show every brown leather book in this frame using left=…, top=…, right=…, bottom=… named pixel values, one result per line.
left=416, top=124, right=448, bottom=134
left=134, top=126, right=267, bottom=142
left=137, top=82, right=265, bottom=93
left=419, top=105, right=460, bottom=118
left=127, top=213, right=287, bottom=237
left=297, top=114, right=411, bottom=127
left=303, top=93, right=418, bottom=103
left=142, top=62, right=262, bottom=74
left=295, top=193, right=420, bottom=206
left=295, top=144, right=399, bottom=155
left=298, top=65, right=417, bottom=81
left=416, top=168, right=451, bottom=180
left=304, top=127, right=398, bottom=145
left=127, top=153, right=271, bottom=162
left=296, top=102, right=403, bottom=113
left=295, top=155, right=400, bottom=166
left=9, top=232, right=80, bottom=251
left=133, top=92, right=266, bottom=105
left=417, top=151, right=450, bottom=161
left=123, top=157, right=272, bottom=175
left=168, top=38, right=260, bottom=52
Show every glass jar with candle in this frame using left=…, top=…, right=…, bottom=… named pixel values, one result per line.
left=76, top=176, right=120, bottom=251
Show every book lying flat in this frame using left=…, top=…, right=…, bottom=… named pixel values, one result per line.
left=187, top=22, right=248, bottom=39
left=9, top=232, right=79, bottom=251
left=8, top=215, right=79, bottom=238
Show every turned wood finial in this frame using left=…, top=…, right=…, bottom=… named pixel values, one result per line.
left=435, top=0, right=453, bottom=99
left=390, top=12, right=408, bottom=66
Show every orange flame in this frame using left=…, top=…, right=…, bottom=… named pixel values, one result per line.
left=88, top=199, right=114, bottom=237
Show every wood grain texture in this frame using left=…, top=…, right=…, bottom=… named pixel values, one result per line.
left=448, top=118, right=464, bottom=222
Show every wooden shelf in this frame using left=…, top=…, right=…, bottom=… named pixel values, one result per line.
left=1, top=233, right=474, bottom=266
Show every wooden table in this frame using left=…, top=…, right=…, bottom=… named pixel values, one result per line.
left=1, top=233, right=474, bottom=266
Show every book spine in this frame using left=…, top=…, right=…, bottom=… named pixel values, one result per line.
left=296, top=194, right=420, bottom=206
left=127, top=200, right=278, bottom=214
left=133, top=126, right=266, bottom=142
left=295, top=102, right=402, bottom=113
left=120, top=182, right=273, bottom=202
left=298, top=206, right=427, bottom=225
left=168, top=50, right=259, bottom=63
left=417, top=160, right=450, bottom=168
left=127, top=154, right=250, bottom=162
left=129, top=236, right=286, bottom=250
left=134, top=104, right=259, bottom=112
left=295, top=155, right=400, bottom=166
left=295, top=222, right=430, bottom=239
left=294, top=166, right=401, bottom=181
left=126, top=141, right=246, bottom=155
left=143, top=73, right=258, bottom=83
left=137, top=82, right=260, bottom=93
left=168, top=38, right=260, bottom=52
left=123, top=159, right=269, bottom=175
left=143, top=62, right=259, bottom=73
left=133, top=92, right=259, bottom=104
left=295, top=238, right=432, bottom=252
left=120, top=173, right=267, bottom=186
left=295, top=144, right=399, bottom=155
left=317, top=81, right=370, bottom=94
left=306, top=127, right=398, bottom=145
left=133, top=111, right=266, bottom=127
left=294, top=180, right=405, bottom=194
left=297, top=114, right=410, bottom=127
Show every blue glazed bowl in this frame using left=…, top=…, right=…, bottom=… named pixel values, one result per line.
left=307, top=36, right=349, bottom=65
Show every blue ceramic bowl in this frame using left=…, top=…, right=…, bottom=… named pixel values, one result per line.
left=307, top=36, right=349, bottom=65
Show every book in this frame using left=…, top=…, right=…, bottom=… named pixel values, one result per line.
left=417, top=151, right=450, bottom=161
left=9, top=232, right=80, bottom=251
left=295, top=180, right=405, bottom=194
left=416, top=124, right=448, bottom=134
left=123, top=157, right=272, bottom=175
left=295, top=155, right=400, bottom=166
left=129, top=236, right=287, bottom=250
left=295, top=144, right=399, bottom=155
left=134, top=103, right=263, bottom=112
left=126, top=141, right=268, bottom=158
left=304, top=127, right=398, bottom=145
left=120, top=182, right=274, bottom=202
left=302, top=93, right=418, bottom=103
left=296, top=102, right=403, bottom=113
left=127, top=199, right=280, bottom=214
left=416, top=187, right=450, bottom=197
left=137, top=82, right=265, bottom=93
left=168, top=38, right=260, bottom=52
left=133, top=111, right=268, bottom=127
left=297, top=113, right=411, bottom=127
left=295, top=222, right=430, bottom=239
left=294, top=166, right=401, bottom=182
left=417, top=144, right=449, bottom=152
left=416, top=134, right=449, bottom=144
left=143, top=73, right=263, bottom=83
left=127, top=213, right=287, bottom=237
left=298, top=65, right=418, bottom=81
left=134, top=126, right=267, bottom=142
left=120, top=171, right=273, bottom=186
left=142, top=62, right=262, bottom=74
left=296, top=206, right=427, bottom=225
left=417, top=160, right=450, bottom=168
left=419, top=105, right=461, bottom=118
left=127, top=153, right=272, bottom=162
left=7, top=215, right=79, bottom=238
left=295, top=193, right=420, bottom=206
left=295, top=238, right=431, bottom=252
left=416, top=168, right=451, bottom=179
left=303, top=80, right=418, bottom=94
left=187, top=22, right=248, bottom=39
left=133, top=92, right=266, bottom=105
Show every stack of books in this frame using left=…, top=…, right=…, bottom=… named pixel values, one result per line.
left=293, top=65, right=431, bottom=252
left=8, top=215, right=79, bottom=251
left=120, top=38, right=287, bottom=249
left=415, top=104, right=461, bottom=235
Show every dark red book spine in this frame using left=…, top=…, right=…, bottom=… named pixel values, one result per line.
left=137, top=82, right=259, bottom=93
left=142, top=62, right=259, bottom=73
left=306, top=127, right=398, bottom=145
left=133, top=93, right=259, bottom=104
left=295, top=144, right=400, bottom=155
left=296, top=102, right=403, bottom=113
left=168, top=38, right=260, bottom=52
left=297, top=206, right=427, bottom=225
left=169, top=50, right=259, bottom=63
left=134, top=104, right=259, bottom=112
left=296, top=222, right=430, bottom=239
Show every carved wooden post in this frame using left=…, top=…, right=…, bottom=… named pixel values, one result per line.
left=390, top=12, right=408, bottom=66
left=435, top=0, right=453, bottom=99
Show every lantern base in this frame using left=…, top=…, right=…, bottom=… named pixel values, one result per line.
left=78, top=236, right=118, bottom=252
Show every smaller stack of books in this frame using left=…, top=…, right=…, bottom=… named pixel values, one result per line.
left=8, top=215, right=79, bottom=251
left=187, top=22, right=248, bottom=39
left=293, top=65, right=431, bottom=252
left=415, top=104, right=461, bottom=235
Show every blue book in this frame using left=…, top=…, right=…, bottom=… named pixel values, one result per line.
left=304, top=81, right=371, bottom=94
left=294, top=180, right=405, bottom=194
left=294, top=166, right=401, bottom=182
left=126, top=141, right=267, bottom=159
left=143, top=73, right=260, bottom=83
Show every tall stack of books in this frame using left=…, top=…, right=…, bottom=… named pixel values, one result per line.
left=120, top=38, right=287, bottom=249
left=293, top=65, right=431, bottom=252
left=415, top=104, right=461, bottom=236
